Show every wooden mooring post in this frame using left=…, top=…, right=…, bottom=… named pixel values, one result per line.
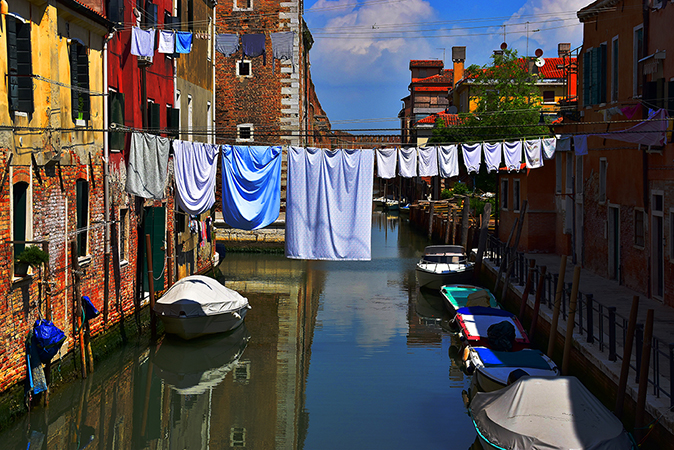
left=547, top=255, right=567, bottom=358
left=70, top=241, right=87, bottom=379
left=615, top=296, right=639, bottom=419
left=145, top=234, right=157, bottom=339
left=634, top=308, right=654, bottom=441
left=562, top=265, right=581, bottom=376
left=473, top=202, right=491, bottom=283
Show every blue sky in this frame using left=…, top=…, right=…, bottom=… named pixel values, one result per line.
left=303, top=0, right=589, bottom=133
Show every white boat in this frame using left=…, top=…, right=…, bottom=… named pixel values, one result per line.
left=465, top=346, right=559, bottom=399
left=415, top=245, right=474, bottom=290
left=154, top=275, right=251, bottom=340
left=470, top=377, right=636, bottom=450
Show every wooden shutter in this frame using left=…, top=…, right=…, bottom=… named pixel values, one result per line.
left=15, top=20, right=33, bottom=114
left=599, top=44, right=607, bottom=104
left=70, top=43, right=79, bottom=121
left=77, top=46, right=90, bottom=121
left=591, top=47, right=600, bottom=105
left=583, top=51, right=590, bottom=107
left=76, top=180, right=89, bottom=257
left=13, top=182, right=28, bottom=256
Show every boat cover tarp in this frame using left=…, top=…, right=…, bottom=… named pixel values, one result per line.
left=472, top=377, right=634, bottom=450
left=473, top=347, right=553, bottom=370
left=155, top=275, right=249, bottom=318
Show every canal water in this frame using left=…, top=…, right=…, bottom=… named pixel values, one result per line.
left=1, top=211, right=481, bottom=449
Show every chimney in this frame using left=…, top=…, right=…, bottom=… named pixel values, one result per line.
left=558, top=43, right=571, bottom=57
left=452, top=46, right=466, bottom=87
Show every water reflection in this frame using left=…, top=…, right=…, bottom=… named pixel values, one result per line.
left=2, top=212, right=478, bottom=450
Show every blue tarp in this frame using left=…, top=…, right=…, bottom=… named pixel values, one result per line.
left=474, top=347, right=552, bottom=370
left=221, top=145, right=282, bottom=230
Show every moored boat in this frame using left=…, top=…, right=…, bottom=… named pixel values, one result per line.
left=454, top=306, right=530, bottom=351
left=154, top=275, right=251, bottom=340
left=415, top=245, right=474, bottom=290
left=439, top=284, right=499, bottom=317
left=470, top=376, right=636, bottom=450
left=465, top=346, right=559, bottom=399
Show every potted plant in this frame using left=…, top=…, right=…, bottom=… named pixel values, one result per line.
left=15, top=246, right=49, bottom=277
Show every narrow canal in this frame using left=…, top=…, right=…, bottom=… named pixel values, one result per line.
left=1, top=211, right=481, bottom=449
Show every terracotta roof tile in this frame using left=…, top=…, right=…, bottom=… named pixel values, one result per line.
left=410, top=60, right=444, bottom=69
left=415, top=112, right=463, bottom=126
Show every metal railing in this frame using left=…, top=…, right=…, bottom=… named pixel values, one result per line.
left=486, top=234, right=674, bottom=407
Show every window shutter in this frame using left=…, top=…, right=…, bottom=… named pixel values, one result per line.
left=107, top=0, right=124, bottom=24
left=77, top=46, right=90, bottom=121
left=599, top=44, right=607, bottom=104
left=70, top=44, right=79, bottom=121
left=6, top=17, right=20, bottom=113
left=109, top=91, right=125, bottom=150
left=16, top=21, right=33, bottom=114
left=668, top=81, right=674, bottom=114
left=583, top=51, right=590, bottom=106
left=13, top=182, right=28, bottom=256
left=591, top=47, right=600, bottom=105
left=76, top=180, right=89, bottom=257
left=151, top=102, right=160, bottom=132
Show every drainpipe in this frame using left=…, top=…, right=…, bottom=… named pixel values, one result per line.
left=102, top=30, right=115, bottom=326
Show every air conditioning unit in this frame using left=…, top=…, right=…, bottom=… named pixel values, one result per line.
left=137, top=55, right=153, bottom=66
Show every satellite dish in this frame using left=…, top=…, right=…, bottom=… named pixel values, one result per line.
left=500, top=42, right=508, bottom=50
left=447, top=106, right=458, bottom=114
left=535, top=57, right=545, bottom=68
left=535, top=48, right=544, bottom=57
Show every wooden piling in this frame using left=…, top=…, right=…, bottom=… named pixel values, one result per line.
left=500, top=201, right=528, bottom=302
left=70, top=241, right=86, bottom=379
left=615, top=295, right=639, bottom=419
left=473, top=202, right=491, bottom=283
left=460, top=198, right=470, bottom=252
left=519, top=259, right=536, bottom=320
left=493, top=218, right=517, bottom=295
left=427, top=202, right=434, bottom=239
left=145, top=234, right=157, bottom=339
left=528, top=265, right=547, bottom=341
left=450, top=207, right=457, bottom=245
left=634, top=308, right=654, bottom=441
left=547, top=255, right=567, bottom=358
left=561, top=265, right=581, bottom=376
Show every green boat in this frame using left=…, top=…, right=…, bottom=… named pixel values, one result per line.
left=439, top=284, right=499, bottom=316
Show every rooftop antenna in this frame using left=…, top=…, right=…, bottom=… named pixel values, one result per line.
left=526, top=22, right=540, bottom=57
left=436, top=48, right=446, bottom=65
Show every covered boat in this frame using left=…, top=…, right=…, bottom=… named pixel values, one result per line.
left=455, top=306, right=530, bottom=351
left=471, top=376, right=635, bottom=450
left=155, top=275, right=251, bottom=340
left=440, top=284, right=499, bottom=316
left=466, top=346, right=559, bottom=398
left=415, top=245, right=474, bottom=290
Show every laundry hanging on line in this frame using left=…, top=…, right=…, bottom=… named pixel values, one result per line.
left=417, top=146, right=438, bottom=177
left=270, top=32, right=294, bottom=73
left=215, top=33, right=239, bottom=57
left=438, top=145, right=459, bottom=178
left=398, top=147, right=417, bottom=178
left=130, top=27, right=156, bottom=57
left=221, top=145, right=282, bottom=231
left=462, top=143, right=482, bottom=174
left=175, top=31, right=193, bottom=53
left=483, top=142, right=502, bottom=173
left=286, top=147, right=374, bottom=261
left=173, top=140, right=220, bottom=216
left=242, top=33, right=266, bottom=64
left=158, top=30, right=176, bottom=54
left=524, top=138, right=543, bottom=169
left=375, top=148, right=397, bottom=179
left=126, top=132, right=170, bottom=200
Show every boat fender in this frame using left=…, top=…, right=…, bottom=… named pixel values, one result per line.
left=462, top=346, right=471, bottom=362
left=232, top=312, right=241, bottom=319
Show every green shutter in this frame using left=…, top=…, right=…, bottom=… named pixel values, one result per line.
left=599, top=44, right=607, bottom=104
left=583, top=51, right=590, bottom=107
left=77, top=46, right=90, bottom=121
left=7, top=17, right=19, bottom=113
left=591, top=48, right=600, bottom=105
left=142, top=206, right=165, bottom=292
left=70, top=44, right=79, bottom=121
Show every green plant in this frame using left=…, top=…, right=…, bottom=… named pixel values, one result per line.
left=451, top=182, right=469, bottom=196
left=441, top=188, right=452, bottom=199
left=15, top=246, right=49, bottom=268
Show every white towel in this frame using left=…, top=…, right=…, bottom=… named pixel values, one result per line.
left=286, top=147, right=374, bottom=261
left=504, top=141, right=522, bottom=172
left=524, top=138, right=543, bottom=169
left=417, top=146, right=438, bottom=177
left=398, top=147, right=417, bottom=178
left=438, top=145, right=459, bottom=178
left=461, top=143, right=481, bottom=174
left=158, top=30, right=175, bottom=54
left=130, top=27, right=155, bottom=57
left=542, top=137, right=556, bottom=160
left=376, top=148, right=397, bottom=179
left=173, top=140, right=219, bottom=215
left=483, top=142, right=502, bottom=173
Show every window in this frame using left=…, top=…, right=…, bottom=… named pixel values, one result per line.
left=119, top=208, right=129, bottom=262
left=237, top=60, right=251, bottom=77
left=634, top=209, right=645, bottom=247
left=513, top=179, right=520, bottom=212
left=70, top=41, right=90, bottom=123
left=230, top=428, right=246, bottom=447
left=187, top=0, right=193, bottom=32
left=187, top=95, right=193, bottom=141
left=6, top=14, right=34, bottom=116
left=634, top=25, right=644, bottom=97
left=582, top=44, right=607, bottom=106
left=611, top=37, right=619, bottom=102
left=147, top=99, right=160, bottom=134
left=599, top=158, right=607, bottom=203
left=418, top=69, right=427, bottom=78
left=543, top=90, right=555, bottom=103
left=142, top=0, right=157, bottom=27
left=555, top=152, right=562, bottom=194
left=12, top=182, right=29, bottom=259
left=76, top=179, right=89, bottom=257
left=233, top=0, right=252, bottom=11
left=109, top=89, right=125, bottom=150
left=500, top=179, right=509, bottom=210
left=106, top=0, right=124, bottom=24
left=166, top=104, right=179, bottom=138
left=237, top=123, right=253, bottom=142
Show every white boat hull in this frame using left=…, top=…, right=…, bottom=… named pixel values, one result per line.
left=159, top=306, right=249, bottom=340
left=416, top=265, right=474, bottom=290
